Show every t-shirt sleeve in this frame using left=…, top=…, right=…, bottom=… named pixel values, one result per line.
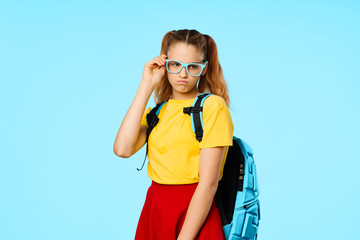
left=141, top=107, right=152, bottom=128
left=199, top=95, right=234, bottom=149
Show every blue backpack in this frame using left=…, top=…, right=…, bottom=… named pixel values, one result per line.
left=138, top=93, right=261, bottom=240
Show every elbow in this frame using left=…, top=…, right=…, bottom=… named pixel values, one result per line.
left=113, top=137, right=136, bottom=158
left=209, top=182, right=219, bottom=194
left=114, top=151, right=130, bottom=158
left=113, top=145, right=133, bottom=158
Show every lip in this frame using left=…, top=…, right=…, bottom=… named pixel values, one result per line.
left=177, top=80, right=188, bottom=84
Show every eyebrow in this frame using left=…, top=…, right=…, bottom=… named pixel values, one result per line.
left=168, top=59, right=204, bottom=63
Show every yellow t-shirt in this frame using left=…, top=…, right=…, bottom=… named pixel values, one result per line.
left=141, top=94, right=234, bottom=184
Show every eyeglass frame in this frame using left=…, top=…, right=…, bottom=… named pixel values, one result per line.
left=165, top=59, right=208, bottom=77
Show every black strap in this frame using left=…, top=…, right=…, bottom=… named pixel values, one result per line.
left=183, top=93, right=210, bottom=142
left=137, top=102, right=165, bottom=171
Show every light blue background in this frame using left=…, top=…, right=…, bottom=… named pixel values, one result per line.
left=1, top=0, right=359, bottom=239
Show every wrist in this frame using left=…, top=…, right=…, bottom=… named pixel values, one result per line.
left=140, top=79, right=156, bottom=92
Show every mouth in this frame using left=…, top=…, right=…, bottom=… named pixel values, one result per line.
left=177, top=80, right=188, bottom=84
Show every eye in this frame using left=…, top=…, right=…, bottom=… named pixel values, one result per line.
left=189, top=64, right=200, bottom=69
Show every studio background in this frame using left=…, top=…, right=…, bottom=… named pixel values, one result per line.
left=1, top=0, right=359, bottom=239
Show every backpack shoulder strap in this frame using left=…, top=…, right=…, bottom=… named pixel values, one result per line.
left=183, top=93, right=213, bottom=142
left=145, top=101, right=166, bottom=140
left=137, top=101, right=166, bottom=171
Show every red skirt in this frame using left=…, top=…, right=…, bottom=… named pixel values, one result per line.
left=135, top=181, right=225, bottom=240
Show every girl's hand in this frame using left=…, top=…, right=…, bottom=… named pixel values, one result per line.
left=141, top=54, right=167, bottom=88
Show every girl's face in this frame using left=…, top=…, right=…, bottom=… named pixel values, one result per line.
left=166, top=42, right=207, bottom=100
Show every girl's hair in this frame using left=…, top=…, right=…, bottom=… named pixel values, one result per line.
left=154, top=29, right=231, bottom=108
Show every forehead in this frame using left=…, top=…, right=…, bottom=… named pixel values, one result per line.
left=167, top=42, right=204, bottom=63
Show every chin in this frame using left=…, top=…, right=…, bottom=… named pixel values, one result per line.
left=176, top=87, right=192, bottom=93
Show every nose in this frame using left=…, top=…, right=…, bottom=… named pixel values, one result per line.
left=179, top=66, right=188, bottom=78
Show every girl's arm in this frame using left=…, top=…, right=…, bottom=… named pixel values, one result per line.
left=177, top=146, right=226, bottom=240
left=113, top=81, right=154, bottom=157
left=113, top=54, right=167, bottom=158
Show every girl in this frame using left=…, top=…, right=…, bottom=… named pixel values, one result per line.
left=113, top=29, right=234, bottom=240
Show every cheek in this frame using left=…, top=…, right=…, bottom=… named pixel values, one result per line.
left=167, top=73, right=176, bottom=83
left=191, top=77, right=200, bottom=84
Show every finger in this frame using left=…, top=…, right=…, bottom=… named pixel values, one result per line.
left=153, top=59, right=161, bottom=66
left=146, top=60, right=160, bottom=69
left=156, top=56, right=166, bottom=62
left=153, top=58, right=163, bottom=65
left=155, top=56, right=164, bottom=62
left=157, top=57, right=166, bottom=64
left=147, top=60, right=157, bottom=67
left=156, top=59, right=164, bottom=66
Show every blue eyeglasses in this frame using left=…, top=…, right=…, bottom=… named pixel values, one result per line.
left=165, top=59, right=208, bottom=77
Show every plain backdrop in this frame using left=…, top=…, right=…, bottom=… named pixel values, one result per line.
left=1, top=0, right=359, bottom=239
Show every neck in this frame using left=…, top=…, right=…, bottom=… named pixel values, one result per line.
left=170, top=90, right=201, bottom=100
